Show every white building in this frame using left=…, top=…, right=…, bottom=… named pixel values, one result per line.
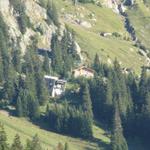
left=44, top=75, right=67, bottom=97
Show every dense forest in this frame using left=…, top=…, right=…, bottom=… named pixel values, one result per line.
left=0, top=0, right=150, bottom=150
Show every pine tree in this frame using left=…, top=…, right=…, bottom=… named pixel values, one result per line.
left=12, top=46, right=21, bottom=73
left=89, top=76, right=105, bottom=120
left=24, top=139, right=32, bottom=150
left=139, top=91, right=150, bottom=139
left=35, top=71, right=48, bottom=105
left=17, top=88, right=29, bottom=117
left=0, top=13, right=9, bottom=39
left=138, top=67, right=147, bottom=113
left=28, top=93, right=40, bottom=120
left=11, top=134, right=23, bottom=150
left=103, top=79, right=113, bottom=124
left=111, top=103, right=128, bottom=150
left=126, top=73, right=138, bottom=110
left=30, top=135, right=42, bottom=150
left=25, top=73, right=36, bottom=98
left=0, top=123, right=9, bottom=150
left=3, top=67, right=15, bottom=103
left=80, top=111, right=93, bottom=139
left=64, top=142, right=69, bottom=150
left=10, top=0, right=30, bottom=34
left=0, top=30, right=10, bottom=80
left=81, top=83, right=93, bottom=119
left=112, top=59, right=132, bottom=116
left=43, top=52, right=50, bottom=74
left=51, top=34, right=63, bottom=74
left=0, top=56, right=3, bottom=83
left=16, top=96, right=23, bottom=117
left=93, top=53, right=100, bottom=73
left=105, top=79, right=113, bottom=106
left=80, top=84, right=93, bottom=138
left=47, top=0, right=59, bottom=26
left=61, top=28, right=76, bottom=77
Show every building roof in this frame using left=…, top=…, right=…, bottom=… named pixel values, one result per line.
left=44, top=75, right=59, bottom=80
left=57, top=79, right=67, bottom=83
left=73, top=66, right=95, bottom=73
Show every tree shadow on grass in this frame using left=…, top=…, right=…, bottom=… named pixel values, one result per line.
left=90, top=137, right=110, bottom=150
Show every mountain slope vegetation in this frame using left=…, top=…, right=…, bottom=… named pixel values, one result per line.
left=0, top=0, right=150, bottom=150
left=0, top=112, right=110, bottom=150
left=55, top=0, right=147, bottom=73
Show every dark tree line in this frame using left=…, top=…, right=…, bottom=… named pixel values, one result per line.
left=46, top=83, right=93, bottom=139
left=89, top=53, right=150, bottom=149
left=51, top=27, right=79, bottom=77
left=0, top=13, right=48, bottom=119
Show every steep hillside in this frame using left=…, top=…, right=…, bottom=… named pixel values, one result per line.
left=55, top=0, right=146, bottom=73
left=0, top=111, right=110, bottom=150
left=1, top=0, right=150, bottom=149
left=127, top=0, right=150, bottom=50
left=0, top=0, right=149, bottom=73
left=0, top=0, right=56, bottom=53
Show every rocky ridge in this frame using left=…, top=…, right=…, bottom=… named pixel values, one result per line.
left=0, top=0, right=56, bottom=54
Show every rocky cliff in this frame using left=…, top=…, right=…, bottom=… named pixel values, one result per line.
left=0, top=0, right=56, bottom=54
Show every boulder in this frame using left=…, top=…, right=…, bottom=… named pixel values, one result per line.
left=80, top=21, right=92, bottom=28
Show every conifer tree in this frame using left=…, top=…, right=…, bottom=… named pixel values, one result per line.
left=126, top=73, right=138, bottom=109
left=138, top=67, right=147, bottom=113
left=0, top=123, right=9, bottom=150
left=81, top=83, right=93, bottom=119
left=51, top=34, right=63, bottom=74
left=0, top=30, right=10, bottom=80
left=24, top=139, right=32, bottom=150
left=30, top=135, right=42, bottom=150
left=111, top=103, right=128, bottom=150
left=105, top=79, right=113, bottom=106
left=80, top=111, right=93, bottom=139
left=93, top=53, right=100, bottom=73
left=12, top=46, right=21, bottom=73
left=10, top=0, right=30, bottom=34
left=25, top=73, right=36, bottom=98
left=43, top=52, right=50, bottom=74
left=23, top=49, right=34, bottom=73
left=0, top=56, right=3, bottom=83
left=17, top=88, right=29, bottom=117
left=11, top=134, right=23, bottom=150
left=3, top=67, right=15, bottom=103
left=112, top=59, right=132, bottom=116
left=28, top=93, right=40, bottom=120
left=139, top=91, right=150, bottom=139
left=0, top=13, right=9, bottom=39
left=16, top=96, right=23, bottom=117
left=64, top=142, right=69, bottom=150
left=34, top=71, right=48, bottom=105
left=103, top=79, right=113, bottom=123
left=47, top=0, right=59, bottom=26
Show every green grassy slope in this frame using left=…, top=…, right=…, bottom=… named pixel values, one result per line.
left=127, top=0, right=150, bottom=50
left=69, top=23, right=144, bottom=73
left=55, top=0, right=145, bottom=73
left=0, top=112, right=110, bottom=150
